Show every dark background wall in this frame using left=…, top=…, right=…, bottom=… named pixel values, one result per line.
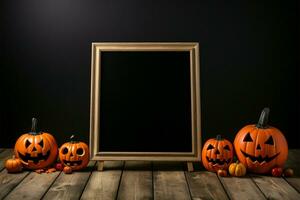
left=0, top=0, right=299, bottom=148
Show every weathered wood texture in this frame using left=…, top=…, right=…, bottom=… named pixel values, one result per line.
left=0, top=170, right=29, bottom=199
left=117, top=161, right=153, bottom=200
left=186, top=171, right=229, bottom=200
left=42, top=161, right=96, bottom=200
left=81, top=161, right=123, bottom=200
left=220, top=176, right=266, bottom=200
left=153, top=162, right=191, bottom=200
left=285, top=149, right=300, bottom=193
left=4, top=171, right=61, bottom=200
left=252, top=175, right=300, bottom=200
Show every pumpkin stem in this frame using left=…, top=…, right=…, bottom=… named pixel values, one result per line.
left=31, top=118, right=38, bottom=134
left=216, top=135, right=222, bottom=140
left=12, top=155, right=15, bottom=159
left=70, top=135, right=76, bottom=143
left=257, top=108, right=270, bottom=128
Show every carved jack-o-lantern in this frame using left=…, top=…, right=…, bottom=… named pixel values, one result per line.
left=234, top=108, right=288, bottom=174
left=59, top=135, right=89, bottom=171
left=202, top=135, right=234, bottom=172
left=14, top=118, right=58, bottom=170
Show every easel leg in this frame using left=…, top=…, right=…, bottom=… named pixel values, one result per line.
left=187, top=162, right=194, bottom=172
left=98, top=161, right=104, bottom=171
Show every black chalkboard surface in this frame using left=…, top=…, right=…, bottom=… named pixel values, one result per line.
left=90, top=43, right=201, bottom=161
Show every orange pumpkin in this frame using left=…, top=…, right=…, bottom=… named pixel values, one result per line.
left=234, top=108, right=288, bottom=174
left=202, top=135, right=234, bottom=172
left=14, top=118, right=58, bottom=170
left=59, top=135, right=89, bottom=171
left=5, top=156, right=23, bottom=173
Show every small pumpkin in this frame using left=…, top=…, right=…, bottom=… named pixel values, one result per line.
left=217, top=169, right=228, bottom=177
left=202, top=135, right=234, bottom=172
left=14, top=118, right=58, bottom=170
left=229, top=161, right=246, bottom=177
left=5, top=155, right=23, bottom=173
left=63, top=166, right=72, bottom=174
left=234, top=108, right=288, bottom=174
left=59, top=135, right=89, bottom=171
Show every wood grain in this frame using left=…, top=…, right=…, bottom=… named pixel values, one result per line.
left=81, top=161, right=123, bottom=200
left=0, top=170, right=29, bottom=199
left=220, top=176, right=266, bottom=200
left=117, top=161, right=153, bottom=200
left=185, top=171, right=229, bottom=200
left=285, top=149, right=300, bottom=192
left=42, top=161, right=96, bottom=200
left=252, top=175, right=300, bottom=200
left=153, top=162, right=191, bottom=200
left=0, top=149, right=14, bottom=171
left=4, top=171, right=61, bottom=200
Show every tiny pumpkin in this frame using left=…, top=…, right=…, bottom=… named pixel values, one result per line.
left=59, top=135, right=89, bottom=171
left=5, top=155, right=23, bottom=173
left=229, top=161, right=246, bottom=177
left=234, top=108, right=288, bottom=174
left=202, top=135, right=234, bottom=172
left=217, top=169, right=228, bottom=177
left=63, top=166, right=72, bottom=174
left=14, top=118, right=58, bottom=170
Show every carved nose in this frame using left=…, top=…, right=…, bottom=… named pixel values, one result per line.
left=256, top=144, right=261, bottom=150
left=32, top=147, right=37, bottom=151
left=70, top=152, right=74, bottom=157
left=215, top=149, right=220, bottom=154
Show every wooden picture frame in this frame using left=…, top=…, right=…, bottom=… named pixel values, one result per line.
left=89, top=43, right=201, bottom=166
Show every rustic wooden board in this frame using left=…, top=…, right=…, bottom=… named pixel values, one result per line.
left=81, top=161, right=124, bottom=200
left=252, top=175, right=300, bottom=200
left=117, top=161, right=153, bottom=200
left=220, top=176, right=266, bottom=200
left=285, top=149, right=300, bottom=192
left=4, top=171, right=61, bottom=200
left=0, top=170, right=29, bottom=199
left=0, top=149, right=14, bottom=171
left=186, top=171, right=229, bottom=200
left=42, top=161, right=96, bottom=200
left=153, top=162, right=191, bottom=200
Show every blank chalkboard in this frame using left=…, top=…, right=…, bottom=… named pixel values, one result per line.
left=90, top=43, right=201, bottom=161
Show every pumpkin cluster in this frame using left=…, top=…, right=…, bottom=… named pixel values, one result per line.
left=201, top=108, right=289, bottom=176
left=6, top=118, right=89, bottom=174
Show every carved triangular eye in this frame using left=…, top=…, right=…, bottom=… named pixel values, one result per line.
left=25, top=140, right=31, bottom=148
left=224, top=145, right=230, bottom=151
left=243, top=132, right=253, bottom=142
left=265, top=136, right=274, bottom=145
left=207, top=144, right=214, bottom=150
left=39, top=139, right=44, bottom=148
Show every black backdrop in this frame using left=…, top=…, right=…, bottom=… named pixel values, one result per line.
left=0, top=0, right=299, bottom=148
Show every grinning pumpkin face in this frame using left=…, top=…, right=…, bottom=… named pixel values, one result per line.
left=234, top=108, right=288, bottom=174
left=14, top=118, right=58, bottom=170
left=202, top=135, right=233, bottom=172
left=59, top=135, right=89, bottom=171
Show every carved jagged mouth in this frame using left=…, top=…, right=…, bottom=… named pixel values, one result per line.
left=18, top=150, right=51, bottom=164
left=206, top=156, right=231, bottom=165
left=63, top=160, right=82, bottom=166
left=241, top=150, right=280, bottom=163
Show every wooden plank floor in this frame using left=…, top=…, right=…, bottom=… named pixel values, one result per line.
left=0, top=149, right=299, bottom=200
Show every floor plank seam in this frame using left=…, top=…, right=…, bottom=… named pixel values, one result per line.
left=215, top=174, right=233, bottom=200
left=115, top=161, right=125, bottom=200
left=39, top=171, right=63, bottom=200
left=78, top=162, right=98, bottom=199
left=183, top=171, right=193, bottom=200
left=2, top=171, right=30, bottom=199
left=282, top=177, right=300, bottom=194
left=249, top=175, right=268, bottom=200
